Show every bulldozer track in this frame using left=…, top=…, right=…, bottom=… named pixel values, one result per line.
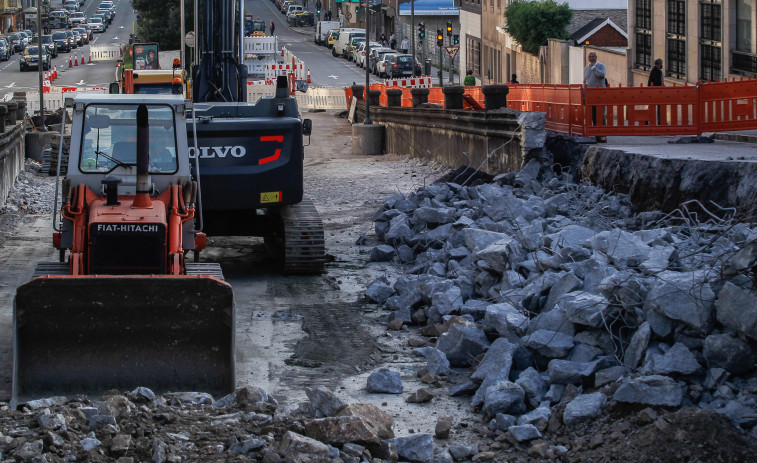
left=279, top=198, right=326, bottom=275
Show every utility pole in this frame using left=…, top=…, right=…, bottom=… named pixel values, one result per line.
left=363, top=0, right=371, bottom=125
left=447, top=21, right=453, bottom=83
left=410, top=0, right=415, bottom=76
left=36, top=6, right=46, bottom=131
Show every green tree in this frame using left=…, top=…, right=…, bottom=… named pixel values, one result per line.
left=131, top=0, right=185, bottom=49
left=504, top=0, right=572, bottom=56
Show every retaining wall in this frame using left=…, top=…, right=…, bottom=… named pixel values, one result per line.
left=0, top=123, right=25, bottom=211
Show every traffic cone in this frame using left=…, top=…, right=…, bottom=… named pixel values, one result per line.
left=80, top=54, right=84, bottom=65
left=88, top=54, right=91, bottom=63
left=53, top=65, right=58, bottom=80
left=68, top=55, right=72, bottom=67
left=74, top=52, right=78, bottom=66
left=307, top=68, right=311, bottom=83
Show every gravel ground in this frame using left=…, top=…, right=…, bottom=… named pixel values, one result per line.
left=0, top=112, right=754, bottom=462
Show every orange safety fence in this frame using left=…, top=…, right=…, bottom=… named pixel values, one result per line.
left=341, top=76, right=757, bottom=136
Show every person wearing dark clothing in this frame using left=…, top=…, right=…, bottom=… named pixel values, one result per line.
left=648, top=58, right=663, bottom=86
left=648, top=58, right=663, bottom=125
left=510, top=74, right=519, bottom=84
left=270, top=21, right=275, bottom=35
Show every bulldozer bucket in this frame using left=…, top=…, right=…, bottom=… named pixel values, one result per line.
left=13, top=275, right=234, bottom=406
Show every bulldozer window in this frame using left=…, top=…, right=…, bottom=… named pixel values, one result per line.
left=80, top=104, right=178, bottom=174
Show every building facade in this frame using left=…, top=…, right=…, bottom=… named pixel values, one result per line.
left=629, top=0, right=756, bottom=85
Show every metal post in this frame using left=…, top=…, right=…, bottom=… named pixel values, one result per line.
left=180, top=0, right=185, bottom=70
left=363, top=0, right=371, bottom=125
left=410, top=0, right=415, bottom=76
left=448, top=35, right=453, bottom=83
left=438, top=43, right=442, bottom=87
left=36, top=6, right=46, bottom=131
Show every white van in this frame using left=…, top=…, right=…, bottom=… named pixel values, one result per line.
left=332, top=28, right=364, bottom=58
left=314, top=20, right=340, bottom=45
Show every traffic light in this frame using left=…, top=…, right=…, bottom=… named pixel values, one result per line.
left=453, top=34, right=459, bottom=45
left=418, top=22, right=425, bottom=39
left=446, top=21, right=452, bottom=37
left=355, top=5, right=359, bottom=13
left=436, top=29, right=443, bottom=47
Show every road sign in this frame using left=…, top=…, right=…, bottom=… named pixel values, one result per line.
left=185, top=31, right=196, bottom=48
left=444, top=46, right=459, bottom=60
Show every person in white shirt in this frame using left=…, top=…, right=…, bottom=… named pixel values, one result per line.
left=584, top=51, right=607, bottom=142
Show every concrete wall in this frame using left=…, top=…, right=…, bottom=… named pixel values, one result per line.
left=0, top=123, right=26, bottom=211
left=354, top=102, right=544, bottom=175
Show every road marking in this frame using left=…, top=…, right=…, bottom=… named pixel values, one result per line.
left=76, top=80, right=86, bottom=86
left=5, top=82, right=15, bottom=88
left=328, top=75, right=339, bottom=79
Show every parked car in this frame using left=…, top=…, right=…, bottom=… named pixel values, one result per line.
left=49, top=10, right=69, bottom=29
left=355, top=41, right=380, bottom=68
left=63, top=0, right=79, bottom=13
left=37, top=34, right=59, bottom=58
left=0, top=36, right=12, bottom=54
left=73, top=27, right=89, bottom=44
left=52, top=31, right=71, bottom=52
left=0, top=41, right=9, bottom=61
left=384, top=54, right=423, bottom=78
left=20, top=46, right=51, bottom=71
left=367, top=47, right=393, bottom=74
left=326, top=29, right=339, bottom=49
left=69, top=11, right=86, bottom=26
left=98, top=8, right=113, bottom=24
left=16, top=31, right=29, bottom=48
left=281, top=1, right=296, bottom=13
left=64, top=30, right=77, bottom=49
left=374, top=52, right=398, bottom=77
left=347, top=36, right=366, bottom=62
left=8, top=33, right=23, bottom=53
left=294, top=11, right=314, bottom=27
left=71, top=29, right=83, bottom=47
left=78, top=24, right=94, bottom=41
left=87, top=17, right=105, bottom=32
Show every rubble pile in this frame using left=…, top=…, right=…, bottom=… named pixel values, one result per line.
left=2, top=160, right=56, bottom=214
left=364, top=160, right=757, bottom=461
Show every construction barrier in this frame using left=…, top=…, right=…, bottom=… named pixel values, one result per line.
left=296, top=88, right=349, bottom=110
left=264, top=62, right=306, bottom=80
left=90, top=44, right=125, bottom=62
left=383, top=76, right=432, bottom=89
left=25, top=88, right=108, bottom=112
left=347, top=76, right=757, bottom=136
left=243, top=36, right=278, bottom=56
left=245, top=60, right=278, bottom=77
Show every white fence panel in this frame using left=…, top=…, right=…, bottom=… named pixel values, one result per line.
left=246, top=82, right=276, bottom=102
left=296, top=88, right=348, bottom=110
left=90, top=44, right=124, bottom=62
left=243, top=36, right=279, bottom=55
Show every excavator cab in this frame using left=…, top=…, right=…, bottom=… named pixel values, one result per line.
left=13, top=95, right=235, bottom=407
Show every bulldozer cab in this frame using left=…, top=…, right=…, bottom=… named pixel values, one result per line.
left=68, top=95, right=191, bottom=195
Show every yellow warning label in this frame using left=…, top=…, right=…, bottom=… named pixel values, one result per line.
left=260, top=191, right=282, bottom=203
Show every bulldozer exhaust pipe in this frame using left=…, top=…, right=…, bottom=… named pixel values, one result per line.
left=133, top=104, right=152, bottom=208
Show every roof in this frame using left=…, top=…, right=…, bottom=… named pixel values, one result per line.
left=570, top=17, right=628, bottom=44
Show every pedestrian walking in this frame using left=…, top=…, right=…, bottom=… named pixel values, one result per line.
left=584, top=51, right=607, bottom=142
left=270, top=21, right=275, bottom=36
left=463, top=69, right=476, bottom=86
left=390, top=33, right=396, bottom=50
left=648, top=58, right=663, bottom=125
left=400, top=37, right=409, bottom=54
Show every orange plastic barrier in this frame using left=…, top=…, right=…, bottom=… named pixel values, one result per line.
left=342, top=76, right=757, bottom=136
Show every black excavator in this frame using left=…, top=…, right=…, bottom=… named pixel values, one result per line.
left=190, top=0, right=325, bottom=274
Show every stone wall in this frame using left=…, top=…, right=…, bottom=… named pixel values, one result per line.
left=354, top=102, right=546, bottom=175
left=0, top=123, right=26, bottom=211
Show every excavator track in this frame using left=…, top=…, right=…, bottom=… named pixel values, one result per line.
left=276, top=198, right=326, bottom=275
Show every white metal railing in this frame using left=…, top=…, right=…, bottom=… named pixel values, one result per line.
left=90, top=44, right=125, bottom=62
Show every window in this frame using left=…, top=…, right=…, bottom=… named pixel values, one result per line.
left=701, top=43, right=721, bottom=81
left=634, top=0, right=652, bottom=69
left=666, top=0, right=686, bottom=36
left=635, top=0, right=652, bottom=30
left=667, top=38, right=686, bottom=78
left=466, top=36, right=481, bottom=76
left=635, top=32, right=651, bottom=68
left=700, top=1, right=721, bottom=42
left=732, top=51, right=757, bottom=75
left=736, top=0, right=751, bottom=52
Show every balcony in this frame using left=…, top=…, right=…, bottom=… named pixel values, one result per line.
left=0, top=0, right=22, bottom=13
left=732, top=50, right=757, bottom=76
